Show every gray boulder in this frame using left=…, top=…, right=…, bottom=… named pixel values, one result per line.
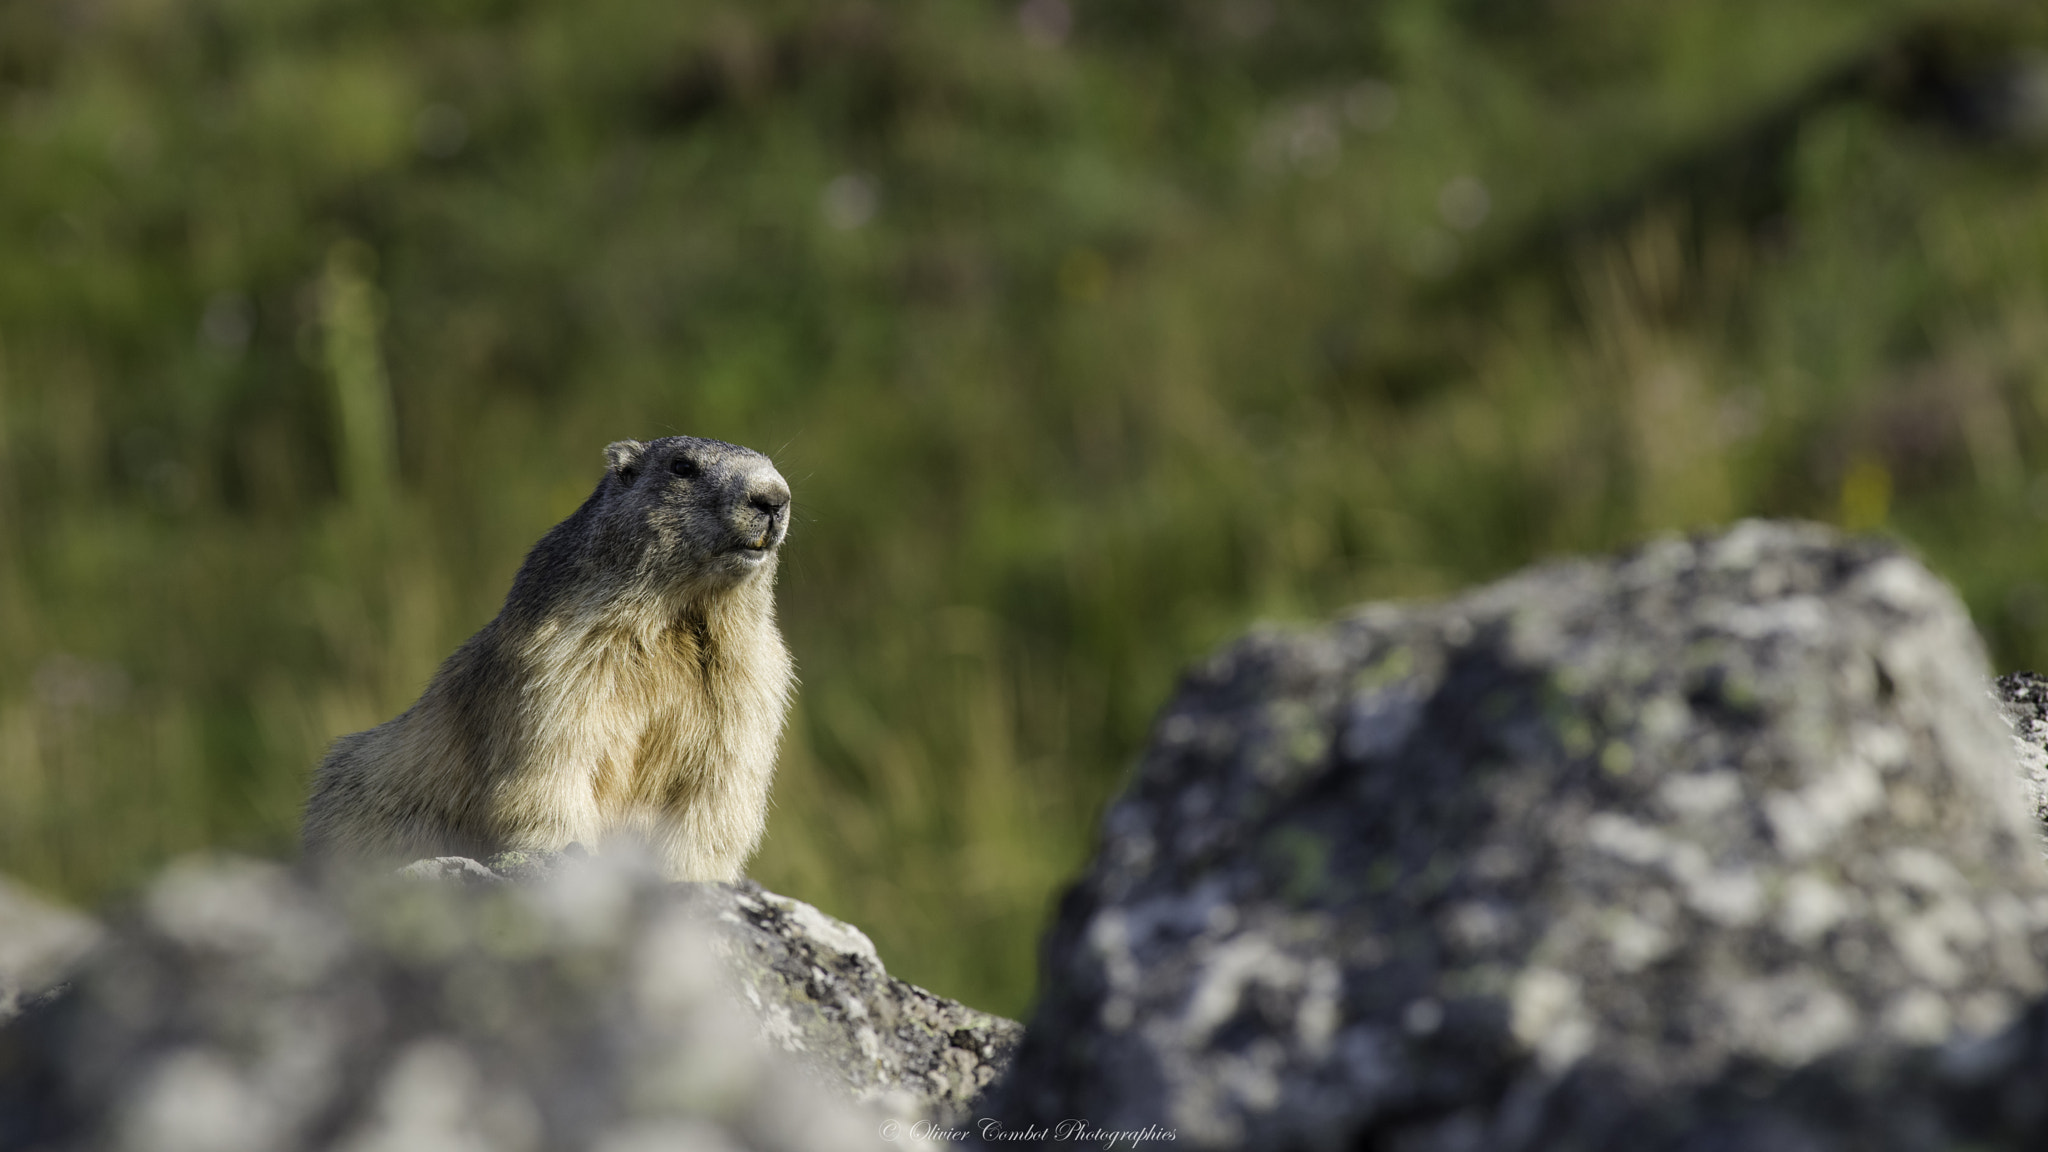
left=0, top=855, right=906, bottom=1152
left=993, top=520, right=2048, bottom=1150
left=0, top=876, right=99, bottom=1028
left=1991, top=671, right=2048, bottom=837
left=408, top=850, right=1022, bottom=1120
left=695, top=880, right=1020, bottom=1122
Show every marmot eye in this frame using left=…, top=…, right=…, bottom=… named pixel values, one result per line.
left=670, top=457, right=698, bottom=478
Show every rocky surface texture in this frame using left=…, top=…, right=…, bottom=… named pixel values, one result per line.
left=1992, top=671, right=2048, bottom=838
left=701, top=880, right=1021, bottom=1122
left=407, top=850, right=1022, bottom=1120
left=0, top=856, right=919, bottom=1152
left=994, top=520, right=2048, bottom=1150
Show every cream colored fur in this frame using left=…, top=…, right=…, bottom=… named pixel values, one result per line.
left=302, top=437, right=794, bottom=882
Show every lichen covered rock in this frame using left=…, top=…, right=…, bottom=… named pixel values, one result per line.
left=0, top=855, right=889, bottom=1152
left=697, top=881, right=1021, bottom=1122
left=1992, top=671, right=2048, bottom=839
left=423, top=850, right=1023, bottom=1120
left=996, top=521, right=2048, bottom=1149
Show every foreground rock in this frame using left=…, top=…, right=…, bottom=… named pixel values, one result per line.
left=0, top=856, right=927, bottom=1152
left=0, top=877, right=99, bottom=1028
left=1991, top=671, right=2048, bottom=837
left=411, top=851, right=1021, bottom=1120
left=994, top=521, right=2048, bottom=1149
left=701, top=881, right=1020, bottom=1121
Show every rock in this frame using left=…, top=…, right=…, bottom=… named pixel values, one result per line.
left=992, top=520, right=2048, bottom=1150
left=425, top=850, right=1023, bottom=1121
left=0, top=877, right=99, bottom=1028
left=695, top=881, right=1022, bottom=1122
left=393, top=855, right=511, bottom=886
left=0, top=854, right=892, bottom=1152
left=1991, top=671, right=2048, bottom=838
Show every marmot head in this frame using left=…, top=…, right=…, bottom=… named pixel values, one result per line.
left=587, top=435, right=791, bottom=599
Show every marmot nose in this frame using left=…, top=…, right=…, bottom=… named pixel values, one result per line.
left=748, top=476, right=791, bottom=518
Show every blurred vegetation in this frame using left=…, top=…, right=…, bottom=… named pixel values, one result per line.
left=5, top=0, right=2048, bottom=1018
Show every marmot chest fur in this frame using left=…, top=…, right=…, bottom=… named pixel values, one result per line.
left=302, top=435, right=795, bottom=881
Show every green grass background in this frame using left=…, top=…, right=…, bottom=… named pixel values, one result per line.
left=6, top=0, right=2048, bottom=1018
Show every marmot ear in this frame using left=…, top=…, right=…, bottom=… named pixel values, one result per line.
left=604, top=440, right=648, bottom=476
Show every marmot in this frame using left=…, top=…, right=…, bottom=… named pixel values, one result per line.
left=302, top=435, right=795, bottom=882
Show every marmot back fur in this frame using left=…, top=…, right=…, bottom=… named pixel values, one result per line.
left=302, top=435, right=795, bottom=881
